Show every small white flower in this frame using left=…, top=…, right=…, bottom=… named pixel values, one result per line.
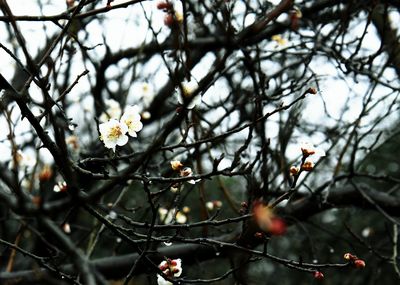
left=206, top=201, right=214, bottom=211
left=362, top=227, right=372, bottom=238
left=99, top=99, right=122, bottom=122
left=159, top=208, right=187, bottom=224
left=157, top=275, right=172, bottom=285
left=107, top=210, right=118, bottom=220
left=180, top=167, right=200, bottom=184
left=175, top=82, right=201, bottom=109
left=157, top=258, right=182, bottom=285
left=170, top=185, right=180, bottom=193
left=159, top=207, right=174, bottom=224
left=206, top=201, right=223, bottom=211
left=63, top=223, right=71, bottom=234
left=175, top=212, right=187, bottom=224
left=11, top=150, right=36, bottom=169
left=142, top=111, right=151, bottom=120
left=141, top=83, right=154, bottom=107
left=120, top=105, right=143, bottom=137
left=170, top=160, right=183, bottom=171
left=54, top=181, right=68, bottom=192
left=99, top=119, right=129, bottom=152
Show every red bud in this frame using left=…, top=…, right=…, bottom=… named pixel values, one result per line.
left=354, top=259, right=366, bottom=268
left=313, top=271, right=324, bottom=280
left=164, top=14, right=174, bottom=26
left=157, top=1, right=172, bottom=10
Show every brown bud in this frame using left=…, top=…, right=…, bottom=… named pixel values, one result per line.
left=289, top=166, right=300, bottom=176
left=170, top=160, right=183, bottom=171
left=39, top=165, right=53, bottom=182
left=307, top=87, right=318, bottom=94
left=301, top=161, right=314, bottom=171
left=254, top=232, right=264, bottom=239
left=157, top=1, right=173, bottom=10
left=164, top=13, right=174, bottom=26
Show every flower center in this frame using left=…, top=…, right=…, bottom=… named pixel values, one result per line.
left=124, top=119, right=132, bottom=127
left=108, top=126, right=122, bottom=139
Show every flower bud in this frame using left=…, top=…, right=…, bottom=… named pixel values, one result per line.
left=170, top=160, right=183, bottom=171
left=63, top=223, right=71, bottom=234
left=307, top=87, right=317, bottom=94
left=301, top=161, right=314, bottom=171
left=344, top=253, right=356, bottom=261
left=157, top=1, right=173, bottom=10
left=313, top=271, right=324, bottom=280
left=289, top=166, right=300, bottom=176
left=164, top=13, right=174, bottom=26
left=39, top=165, right=53, bottom=182
left=354, top=259, right=366, bottom=268
left=180, top=167, right=193, bottom=177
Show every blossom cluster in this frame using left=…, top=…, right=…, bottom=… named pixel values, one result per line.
left=158, top=207, right=188, bottom=224
left=170, top=160, right=200, bottom=188
left=157, top=258, right=182, bottom=285
left=290, top=141, right=326, bottom=175
left=99, top=99, right=143, bottom=152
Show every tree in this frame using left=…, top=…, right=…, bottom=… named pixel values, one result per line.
left=0, top=0, right=399, bottom=284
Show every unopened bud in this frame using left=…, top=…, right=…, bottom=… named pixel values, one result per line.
left=170, top=160, right=183, bottom=171
left=157, top=1, right=173, bottom=10
left=313, top=271, right=324, bottom=280
left=63, top=223, right=71, bottom=234
left=307, top=87, right=318, bottom=95
left=164, top=13, right=174, bottom=26
left=344, top=253, right=356, bottom=261
left=301, top=161, right=314, bottom=171
left=289, top=166, right=300, bottom=176
left=39, top=165, right=52, bottom=182
left=354, top=259, right=366, bottom=269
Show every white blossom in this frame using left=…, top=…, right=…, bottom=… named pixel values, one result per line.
left=10, top=150, right=36, bottom=169
left=54, top=181, right=67, bottom=193
left=157, top=275, right=172, bottom=285
left=157, top=258, right=182, bottom=285
left=180, top=167, right=200, bottom=184
left=120, top=105, right=143, bottom=137
left=175, top=82, right=201, bottom=109
left=141, top=83, right=154, bottom=107
left=158, top=208, right=187, bottom=224
left=175, top=212, right=187, bottom=224
left=99, top=119, right=129, bottom=152
left=99, top=99, right=122, bottom=122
